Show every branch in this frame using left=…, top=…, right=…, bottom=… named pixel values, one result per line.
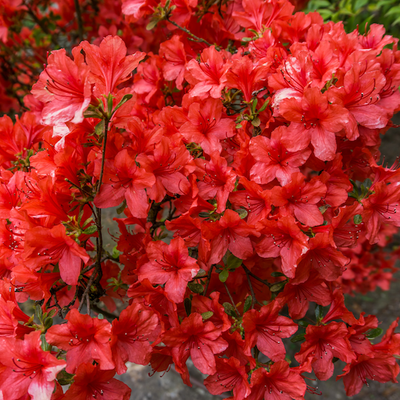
left=242, top=265, right=272, bottom=288
left=202, top=265, right=214, bottom=296
left=74, top=0, right=84, bottom=41
left=223, top=282, right=241, bottom=316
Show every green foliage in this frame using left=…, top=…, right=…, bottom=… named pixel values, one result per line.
left=306, top=0, right=400, bottom=37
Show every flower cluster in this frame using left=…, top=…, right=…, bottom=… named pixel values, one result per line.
left=0, top=0, right=400, bottom=399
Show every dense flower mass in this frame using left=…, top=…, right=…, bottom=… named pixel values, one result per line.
left=0, top=0, right=400, bottom=399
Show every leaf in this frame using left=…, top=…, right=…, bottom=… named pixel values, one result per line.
left=188, top=282, right=204, bottom=294
left=94, top=120, right=105, bottom=136
left=366, top=327, right=383, bottom=339
left=202, top=311, right=214, bottom=320
left=271, top=272, right=286, bottom=277
left=219, top=269, right=229, bottom=283
left=97, top=314, right=104, bottom=320
left=353, top=214, right=362, bottom=224
left=291, top=333, right=305, bottom=343
left=315, top=304, right=324, bottom=321
left=146, top=19, right=159, bottom=30
left=234, top=208, right=248, bottom=219
left=184, top=298, right=191, bottom=317
left=227, top=254, right=242, bottom=270
left=223, top=302, right=237, bottom=317
left=251, top=117, right=261, bottom=127
left=112, top=93, right=133, bottom=115
left=57, top=370, right=75, bottom=386
left=297, top=319, right=309, bottom=328
left=243, top=296, right=252, bottom=313
left=385, top=5, right=400, bottom=16
left=116, top=200, right=127, bottom=214
left=270, top=281, right=286, bottom=293
left=83, top=225, right=98, bottom=235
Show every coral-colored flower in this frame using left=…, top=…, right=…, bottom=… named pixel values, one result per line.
left=46, top=309, right=114, bottom=373
left=0, top=331, right=66, bottom=400
left=137, top=237, right=199, bottom=303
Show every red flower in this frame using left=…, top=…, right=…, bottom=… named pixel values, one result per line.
left=162, top=313, right=228, bottom=377
left=137, top=137, right=193, bottom=202
left=242, top=301, right=298, bottom=361
left=23, top=224, right=90, bottom=285
left=185, top=46, right=231, bottom=99
left=63, top=363, right=131, bottom=400
left=0, top=330, right=66, bottom=400
left=295, top=322, right=356, bottom=380
left=204, top=357, right=251, bottom=399
left=31, top=47, right=91, bottom=126
left=180, top=98, right=236, bottom=155
left=94, top=148, right=155, bottom=218
left=137, top=237, right=199, bottom=303
left=338, top=354, right=399, bottom=397
left=249, top=126, right=311, bottom=187
left=111, top=303, right=160, bottom=374
left=247, top=361, right=306, bottom=400
left=201, top=209, right=257, bottom=264
left=271, top=172, right=326, bottom=226
left=194, top=153, right=237, bottom=213
left=79, top=35, right=145, bottom=95
left=160, top=35, right=187, bottom=90
left=280, top=87, right=349, bottom=161
left=46, top=309, right=114, bottom=373
left=255, top=215, right=309, bottom=278
left=362, top=181, right=400, bottom=244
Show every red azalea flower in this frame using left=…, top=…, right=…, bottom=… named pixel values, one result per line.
left=23, top=224, right=90, bottom=286
left=280, top=87, right=349, bottom=161
left=242, top=301, right=298, bottom=361
left=63, top=363, right=131, bottom=400
left=338, top=353, right=399, bottom=397
left=180, top=98, right=236, bottom=155
left=31, top=47, right=92, bottom=126
left=185, top=46, right=232, bottom=99
left=249, top=126, right=311, bottom=187
left=204, top=357, right=251, bottom=399
left=295, top=322, right=356, bottom=381
left=79, top=35, right=145, bottom=95
left=111, top=302, right=160, bottom=374
left=94, top=148, right=155, bottom=218
left=271, top=172, right=327, bottom=226
left=255, top=215, right=309, bottom=278
left=362, top=181, right=400, bottom=244
left=247, top=360, right=306, bottom=400
left=0, top=331, right=66, bottom=400
left=137, top=237, right=199, bottom=303
left=162, top=313, right=228, bottom=377
left=46, top=309, right=114, bottom=373
left=201, top=209, right=257, bottom=264
left=194, top=153, right=237, bottom=213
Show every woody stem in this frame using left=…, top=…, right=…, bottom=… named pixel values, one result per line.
left=203, top=264, right=214, bottom=296
left=244, top=267, right=256, bottom=309
left=223, top=282, right=241, bottom=316
left=242, top=265, right=272, bottom=288
left=74, top=0, right=84, bottom=41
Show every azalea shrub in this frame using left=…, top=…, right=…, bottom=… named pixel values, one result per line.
left=1, top=0, right=400, bottom=399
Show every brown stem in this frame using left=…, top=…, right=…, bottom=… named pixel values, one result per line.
left=202, top=264, right=214, bottom=296
left=223, top=282, right=241, bottom=316
left=74, top=0, right=84, bottom=41
left=242, top=265, right=272, bottom=288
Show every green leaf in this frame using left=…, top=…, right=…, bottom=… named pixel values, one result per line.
left=116, top=200, right=127, bottom=214
left=385, top=5, right=400, bottom=16
left=83, top=225, right=97, bottom=235
left=223, top=302, right=237, bottom=317
left=227, top=254, right=242, bottom=270
left=43, top=317, right=53, bottom=330
left=235, top=208, right=248, bottom=219
left=270, top=281, right=286, bottom=293
left=366, top=327, right=383, bottom=339
left=112, top=93, right=133, bottom=115
left=258, top=99, right=270, bottom=113
left=57, top=370, right=75, bottom=386
left=97, top=314, right=104, bottom=320
left=202, top=311, right=214, bottom=320
left=297, top=319, right=309, bottom=328
left=315, top=304, right=324, bottom=321
left=146, top=19, right=159, bottom=30
left=219, top=269, right=229, bottom=283
left=40, top=334, right=51, bottom=351
left=243, top=296, right=252, bottom=313
left=188, top=282, right=204, bottom=294
left=184, top=298, right=191, bottom=317
left=95, top=120, right=105, bottom=136
left=271, top=272, right=286, bottom=277
left=353, top=214, right=362, bottom=224
left=291, top=333, right=305, bottom=343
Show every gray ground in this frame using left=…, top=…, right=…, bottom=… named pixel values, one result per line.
left=116, top=117, right=400, bottom=399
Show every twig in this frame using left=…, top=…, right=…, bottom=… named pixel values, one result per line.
left=202, top=265, right=214, bottom=296
left=242, top=265, right=272, bottom=288
left=244, top=267, right=256, bottom=309
left=91, top=304, right=118, bottom=320
left=74, top=0, right=84, bottom=41
left=223, top=282, right=240, bottom=316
